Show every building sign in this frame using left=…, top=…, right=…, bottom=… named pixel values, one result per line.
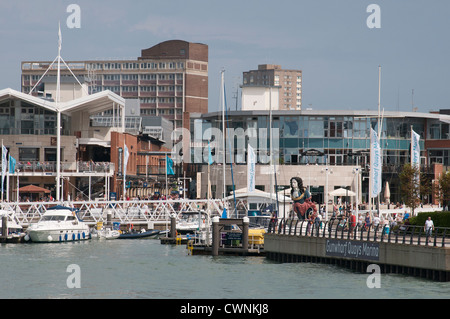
left=325, top=239, right=380, bottom=261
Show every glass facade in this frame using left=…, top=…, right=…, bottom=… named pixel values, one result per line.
left=0, top=99, right=71, bottom=136
left=191, top=112, right=426, bottom=166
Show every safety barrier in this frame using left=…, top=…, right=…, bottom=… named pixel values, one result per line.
left=269, top=217, right=450, bottom=248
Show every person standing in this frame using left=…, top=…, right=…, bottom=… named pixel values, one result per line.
left=424, top=216, right=435, bottom=243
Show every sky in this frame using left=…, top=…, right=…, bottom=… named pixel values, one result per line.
left=0, top=0, right=449, bottom=114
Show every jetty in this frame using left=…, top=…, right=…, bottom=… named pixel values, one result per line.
left=264, top=218, right=450, bottom=282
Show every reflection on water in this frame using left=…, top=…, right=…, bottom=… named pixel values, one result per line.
left=0, top=239, right=449, bottom=299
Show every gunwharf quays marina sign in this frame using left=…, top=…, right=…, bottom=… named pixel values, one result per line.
left=325, top=239, right=380, bottom=261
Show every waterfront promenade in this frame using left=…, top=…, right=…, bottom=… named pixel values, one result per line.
left=265, top=217, right=450, bottom=281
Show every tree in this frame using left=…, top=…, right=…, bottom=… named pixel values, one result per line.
left=398, top=164, right=430, bottom=215
left=436, top=171, right=450, bottom=210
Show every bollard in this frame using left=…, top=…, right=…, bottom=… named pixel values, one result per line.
left=242, top=217, right=249, bottom=255
left=1, top=216, right=7, bottom=239
left=212, top=216, right=220, bottom=256
left=170, top=216, right=177, bottom=238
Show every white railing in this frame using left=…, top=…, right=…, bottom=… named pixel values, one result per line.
left=1, top=199, right=224, bottom=227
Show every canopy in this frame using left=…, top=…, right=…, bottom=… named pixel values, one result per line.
left=384, top=181, right=390, bottom=201
left=230, top=187, right=266, bottom=195
left=17, top=185, right=51, bottom=193
left=328, top=188, right=356, bottom=197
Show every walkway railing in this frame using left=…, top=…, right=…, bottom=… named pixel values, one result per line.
left=1, top=199, right=224, bottom=226
left=269, top=217, right=450, bottom=248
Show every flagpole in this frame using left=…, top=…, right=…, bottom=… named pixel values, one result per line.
left=377, top=65, right=381, bottom=216
left=165, top=156, right=168, bottom=198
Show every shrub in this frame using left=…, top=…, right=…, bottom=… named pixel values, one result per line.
left=409, top=211, right=450, bottom=228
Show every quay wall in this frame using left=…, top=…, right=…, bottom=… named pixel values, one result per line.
left=264, top=234, right=450, bottom=281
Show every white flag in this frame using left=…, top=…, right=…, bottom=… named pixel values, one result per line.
left=411, top=129, right=420, bottom=168
left=1, top=145, right=7, bottom=197
left=247, top=144, right=256, bottom=193
left=123, top=144, right=129, bottom=176
left=370, top=128, right=382, bottom=198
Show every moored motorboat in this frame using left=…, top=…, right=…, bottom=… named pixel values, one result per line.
left=0, top=209, right=26, bottom=242
left=118, top=228, right=160, bottom=239
left=93, top=227, right=121, bottom=240
left=176, top=211, right=208, bottom=235
left=26, top=206, right=90, bottom=243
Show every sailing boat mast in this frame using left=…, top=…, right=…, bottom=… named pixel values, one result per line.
left=56, top=23, right=62, bottom=202
left=221, top=70, right=226, bottom=201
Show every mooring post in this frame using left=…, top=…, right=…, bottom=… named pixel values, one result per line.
left=212, top=216, right=220, bottom=256
left=106, top=212, right=112, bottom=226
left=170, top=216, right=177, bottom=238
left=1, top=216, right=7, bottom=239
left=242, top=217, right=249, bottom=254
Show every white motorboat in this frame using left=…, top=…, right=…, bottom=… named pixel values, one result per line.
left=176, top=211, right=208, bottom=235
left=94, top=227, right=120, bottom=240
left=0, top=209, right=26, bottom=240
left=26, top=206, right=90, bottom=243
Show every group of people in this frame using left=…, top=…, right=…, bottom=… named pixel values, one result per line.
left=288, top=176, right=436, bottom=240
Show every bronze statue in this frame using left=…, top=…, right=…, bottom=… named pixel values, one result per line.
left=290, top=177, right=317, bottom=221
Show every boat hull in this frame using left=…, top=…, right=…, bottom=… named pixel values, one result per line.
left=28, top=228, right=90, bottom=243
left=118, top=229, right=160, bottom=239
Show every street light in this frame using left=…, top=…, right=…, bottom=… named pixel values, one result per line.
left=321, top=163, right=332, bottom=220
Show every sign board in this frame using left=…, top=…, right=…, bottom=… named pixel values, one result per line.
left=325, top=239, right=380, bottom=261
left=227, top=232, right=242, bottom=241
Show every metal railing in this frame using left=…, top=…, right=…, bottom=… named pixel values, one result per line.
left=2, top=198, right=224, bottom=227
left=270, top=217, right=450, bottom=248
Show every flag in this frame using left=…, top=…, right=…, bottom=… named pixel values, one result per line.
left=411, top=128, right=421, bottom=187
left=166, top=156, right=174, bottom=175
left=222, top=208, right=227, bottom=219
left=1, top=145, right=6, bottom=195
left=9, top=155, right=16, bottom=173
left=247, top=144, right=256, bottom=193
left=208, top=142, right=213, bottom=165
left=411, top=129, right=420, bottom=168
left=123, top=144, right=129, bottom=177
left=370, top=128, right=382, bottom=198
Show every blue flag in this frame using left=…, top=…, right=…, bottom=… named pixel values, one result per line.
left=166, top=156, right=174, bottom=175
left=222, top=208, right=227, bottom=219
left=9, top=155, right=16, bottom=173
left=208, top=142, right=213, bottom=165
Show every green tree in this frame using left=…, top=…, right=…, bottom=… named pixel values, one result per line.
left=436, top=171, right=450, bottom=210
left=398, top=164, right=430, bottom=215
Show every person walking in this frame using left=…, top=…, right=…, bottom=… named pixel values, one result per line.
left=424, top=216, right=435, bottom=243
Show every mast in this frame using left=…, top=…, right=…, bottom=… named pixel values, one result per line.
left=269, top=87, right=275, bottom=214
left=221, top=70, right=226, bottom=201
left=56, top=23, right=62, bottom=202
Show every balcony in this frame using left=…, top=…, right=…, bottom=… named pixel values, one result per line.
left=14, top=161, right=115, bottom=175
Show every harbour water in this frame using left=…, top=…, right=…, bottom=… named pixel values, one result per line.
left=1, top=239, right=449, bottom=299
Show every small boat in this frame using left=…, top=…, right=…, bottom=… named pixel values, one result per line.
left=93, top=227, right=121, bottom=240
left=0, top=209, right=26, bottom=242
left=176, top=211, right=208, bottom=235
left=25, top=205, right=90, bottom=243
left=118, top=228, right=160, bottom=239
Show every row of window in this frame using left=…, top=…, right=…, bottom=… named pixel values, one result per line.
left=102, top=73, right=184, bottom=81
left=89, top=62, right=185, bottom=71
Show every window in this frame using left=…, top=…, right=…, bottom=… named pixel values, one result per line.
left=19, top=148, right=39, bottom=161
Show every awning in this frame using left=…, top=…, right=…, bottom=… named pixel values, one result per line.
left=17, top=185, right=51, bottom=193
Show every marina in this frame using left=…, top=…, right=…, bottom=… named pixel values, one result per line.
left=0, top=1, right=450, bottom=302
left=1, top=234, right=449, bottom=299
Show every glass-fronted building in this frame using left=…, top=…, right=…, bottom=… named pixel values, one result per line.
left=189, top=109, right=450, bottom=206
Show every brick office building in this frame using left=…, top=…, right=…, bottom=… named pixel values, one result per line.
left=21, top=40, right=209, bottom=130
